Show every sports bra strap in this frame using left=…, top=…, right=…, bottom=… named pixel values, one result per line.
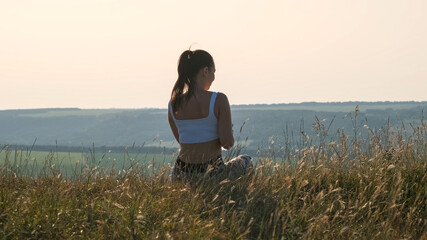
left=209, top=92, right=218, bottom=117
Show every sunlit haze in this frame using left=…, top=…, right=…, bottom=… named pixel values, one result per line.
left=1, top=0, right=426, bottom=110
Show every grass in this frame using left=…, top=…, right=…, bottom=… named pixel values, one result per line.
left=0, top=114, right=426, bottom=239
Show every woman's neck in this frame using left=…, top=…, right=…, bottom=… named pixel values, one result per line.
left=194, top=86, right=208, bottom=93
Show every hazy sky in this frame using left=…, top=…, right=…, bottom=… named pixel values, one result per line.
left=1, top=0, right=426, bottom=110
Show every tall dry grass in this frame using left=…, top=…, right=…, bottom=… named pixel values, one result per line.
left=0, top=111, right=426, bottom=239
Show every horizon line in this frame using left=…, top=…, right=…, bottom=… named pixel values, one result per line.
left=1, top=100, right=426, bottom=111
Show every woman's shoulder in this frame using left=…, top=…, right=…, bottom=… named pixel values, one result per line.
left=213, top=92, right=230, bottom=107
left=212, top=91, right=227, bottom=98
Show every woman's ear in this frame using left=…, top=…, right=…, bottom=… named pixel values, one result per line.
left=203, top=66, right=209, bottom=76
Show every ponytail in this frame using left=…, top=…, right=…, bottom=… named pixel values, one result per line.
left=171, top=49, right=214, bottom=112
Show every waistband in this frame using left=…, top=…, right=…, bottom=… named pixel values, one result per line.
left=175, top=155, right=223, bottom=174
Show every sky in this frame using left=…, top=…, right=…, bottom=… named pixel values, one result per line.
left=1, top=0, right=426, bottom=110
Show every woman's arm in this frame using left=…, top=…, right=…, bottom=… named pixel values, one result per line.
left=215, top=92, right=234, bottom=149
left=168, top=107, right=180, bottom=143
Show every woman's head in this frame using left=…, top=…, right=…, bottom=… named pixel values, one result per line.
left=171, top=49, right=215, bottom=110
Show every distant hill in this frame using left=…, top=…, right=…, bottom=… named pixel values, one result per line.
left=1, top=102, right=425, bottom=152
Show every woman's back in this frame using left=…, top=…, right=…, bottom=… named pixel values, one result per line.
left=172, top=91, right=215, bottom=120
left=170, top=91, right=219, bottom=144
left=169, top=90, right=233, bottom=164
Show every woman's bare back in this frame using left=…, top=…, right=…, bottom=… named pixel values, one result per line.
left=173, top=91, right=216, bottom=120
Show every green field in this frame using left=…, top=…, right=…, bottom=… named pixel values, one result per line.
left=0, top=147, right=264, bottom=179
left=0, top=149, right=175, bottom=178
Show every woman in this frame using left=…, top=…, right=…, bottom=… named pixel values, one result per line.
left=168, top=49, right=251, bottom=181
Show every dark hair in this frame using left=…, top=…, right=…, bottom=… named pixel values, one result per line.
left=171, top=49, right=214, bottom=111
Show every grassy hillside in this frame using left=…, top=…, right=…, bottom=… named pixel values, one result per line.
left=0, top=118, right=425, bottom=239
